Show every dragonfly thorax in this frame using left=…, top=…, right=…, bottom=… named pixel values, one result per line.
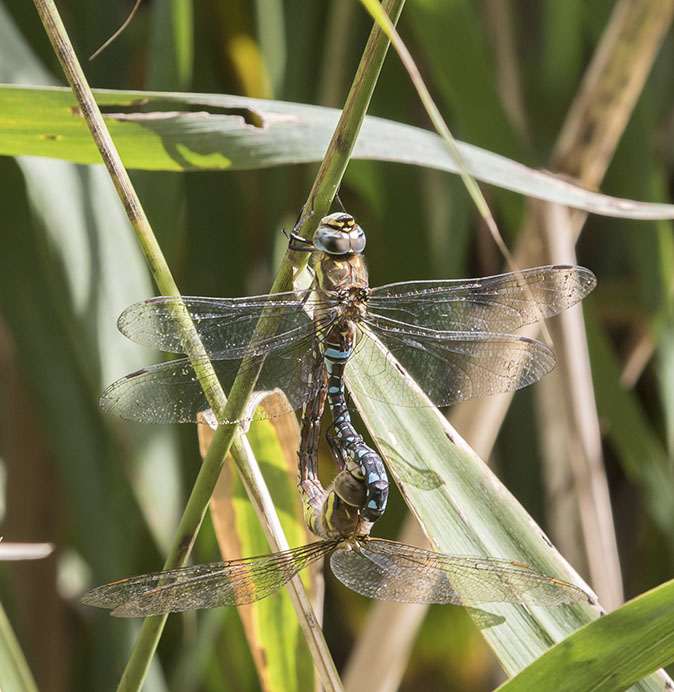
left=336, top=532, right=372, bottom=553
left=336, top=285, right=370, bottom=323
left=314, top=213, right=366, bottom=255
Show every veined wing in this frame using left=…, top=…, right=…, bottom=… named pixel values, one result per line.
left=367, top=265, right=596, bottom=333
left=330, top=538, right=588, bottom=606
left=100, top=335, right=324, bottom=424
left=81, top=541, right=336, bottom=617
left=118, top=291, right=337, bottom=358
left=347, top=321, right=556, bottom=408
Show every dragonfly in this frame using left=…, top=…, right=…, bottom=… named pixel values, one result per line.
left=100, top=212, right=597, bottom=427
left=82, top=380, right=589, bottom=617
left=101, top=212, right=596, bottom=517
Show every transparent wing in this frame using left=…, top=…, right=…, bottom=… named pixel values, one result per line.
left=100, top=335, right=327, bottom=424
left=81, top=541, right=336, bottom=617
left=118, top=292, right=334, bottom=358
left=330, top=539, right=588, bottom=606
left=347, top=325, right=556, bottom=408
left=367, top=265, right=596, bottom=333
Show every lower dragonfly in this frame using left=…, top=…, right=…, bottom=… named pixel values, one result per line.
left=81, top=378, right=589, bottom=617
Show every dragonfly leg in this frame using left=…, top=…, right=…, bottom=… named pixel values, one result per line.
left=292, top=203, right=314, bottom=231
left=334, top=189, right=346, bottom=213
left=297, top=358, right=330, bottom=536
left=284, top=206, right=317, bottom=251
left=285, top=229, right=317, bottom=252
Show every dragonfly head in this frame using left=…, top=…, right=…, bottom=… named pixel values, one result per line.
left=314, top=213, right=366, bottom=256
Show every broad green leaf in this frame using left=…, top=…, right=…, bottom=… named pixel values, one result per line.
left=0, top=8, right=174, bottom=690
left=540, top=0, right=584, bottom=120
left=346, top=333, right=663, bottom=690
left=0, top=0, right=181, bottom=565
left=137, top=0, right=193, bottom=270
left=147, top=0, right=193, bottom=91
left=255, top=0, right=286, bottom=94
left=495, top=578, right=674, bottom=692
left=1, top=85, right=674, bottom=220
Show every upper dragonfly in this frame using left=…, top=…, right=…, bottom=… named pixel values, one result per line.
left=101, top=212, right=596, bottom=425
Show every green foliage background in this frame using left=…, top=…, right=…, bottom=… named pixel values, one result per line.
left=0, top=1, right=673, bottom=691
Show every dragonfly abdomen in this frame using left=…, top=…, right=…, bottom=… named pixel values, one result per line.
left=321, top=323, right=389, bottom=521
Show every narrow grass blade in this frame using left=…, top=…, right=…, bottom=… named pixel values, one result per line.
left=0, top=599, right=39, bottom=692
left=586, top=312, right=674, bottom=548
left=197, top=396, right=315, bottom=692
left=0, top=85, right=673, bottom=220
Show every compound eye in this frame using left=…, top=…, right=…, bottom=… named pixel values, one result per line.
left=349, top=228, right=366, bottom=253
left=314, top=214, right=366, bottom=255
left=314, top=226, right=351, bottom=254
left=328, top=235, right=352, bottom=254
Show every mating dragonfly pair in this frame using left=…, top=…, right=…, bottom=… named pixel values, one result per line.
left=82, top=212, right=594, bottom=616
